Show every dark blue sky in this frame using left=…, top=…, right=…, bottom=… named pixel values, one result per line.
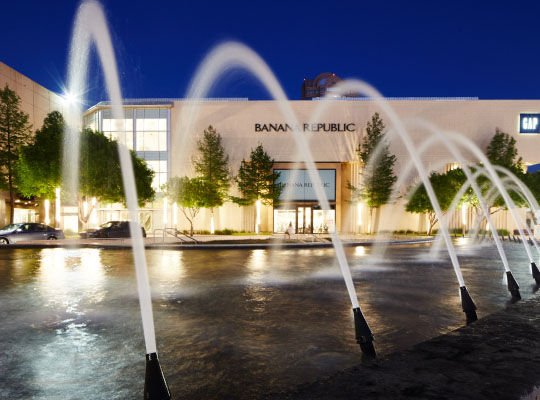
left=3, top=0, right=540, bottom=106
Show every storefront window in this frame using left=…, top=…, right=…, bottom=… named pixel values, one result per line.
left=274, top=209, right=296, bottom=233
left=313, top=209, right=335, bottom=233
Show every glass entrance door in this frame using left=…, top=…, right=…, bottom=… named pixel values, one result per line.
left=297, top=206, right=312, bottom=234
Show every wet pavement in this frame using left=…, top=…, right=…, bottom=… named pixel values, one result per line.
left=0, top=239, right=537, bottom=399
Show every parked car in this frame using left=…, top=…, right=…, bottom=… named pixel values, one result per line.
left=0, top=223, right=65, bottom=244
left=79, top=221, right=147, bottom=239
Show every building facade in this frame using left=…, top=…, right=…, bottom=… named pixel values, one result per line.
left=83, top=97, right=540, bottom=235
left=0, top=62, right=66, bottom=226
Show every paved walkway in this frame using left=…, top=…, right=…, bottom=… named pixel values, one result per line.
left=0, top=234, right=434, bottom=249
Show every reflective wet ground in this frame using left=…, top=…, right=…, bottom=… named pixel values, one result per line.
left=0, top=239, right=536, bottom=399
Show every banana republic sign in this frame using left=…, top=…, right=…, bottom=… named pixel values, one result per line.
left=255, top=122, right=356, bottom=133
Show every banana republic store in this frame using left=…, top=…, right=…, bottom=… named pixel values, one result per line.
left=273, top=167, right=337, bottom=234
left=83, top=97, right=540, bottom=234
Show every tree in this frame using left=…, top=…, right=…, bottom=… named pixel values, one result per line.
left=486, top=128, right=523, bottom=174
left=475, top=129, right=526, bottom=214
left=0, top=84, right=32, bottom=223
left=349, top=112, right=396, bottom=233
left=406, top=169, right=465, bottom=235
left=16, top=111, right=63, bottom=200
left=17, top=112, right=155, bottom=226
left=165, top=176, right=208, bottom=235
left=232, top=144, right=282, bottom=232
left=192, top=126, right=230, bottom=228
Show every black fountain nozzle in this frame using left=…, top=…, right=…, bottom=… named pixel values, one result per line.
left=531, top=262, right=540, bottom=286
left=353, top=307, right=376, bottom=359
left=459, top=286, right=477, bottom=324
left=506, top=271, right=521, bottom=299
left=144, top=352, right=171, bottom=400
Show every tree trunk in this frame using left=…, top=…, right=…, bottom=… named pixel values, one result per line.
left=8, top=176, right=14, bottom=224
left=7, top=127, right=14, bottom=224
left=369, top=208, right=373, bottom=234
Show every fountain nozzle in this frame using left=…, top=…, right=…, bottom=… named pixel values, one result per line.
left=531, top=262, right=540, bottom=285
left=353, top=307, right=376, bottom=359
left=144, top=353, right=171, bottom=400
left=459, top=286, right=477, bottom=324
left=505, top=271, right=521, bottom=299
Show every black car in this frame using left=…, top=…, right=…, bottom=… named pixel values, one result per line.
left=79, top=221, right=147, bottom=239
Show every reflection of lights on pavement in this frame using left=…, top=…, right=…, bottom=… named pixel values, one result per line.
left=158, top=251, right=185, bottom=281
left=246, top=249, right=270, bottom=285
left=355, top=246, right=366, bottom=256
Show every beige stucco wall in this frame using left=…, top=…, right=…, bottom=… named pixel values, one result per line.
left=0, top=62, right=66, bottom=226
left=0, top=62, right=65, bottom=131
left=167, top=99, right=540, bottom=233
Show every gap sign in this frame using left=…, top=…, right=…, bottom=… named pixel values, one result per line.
left=520, top=113, right=540, bottom=134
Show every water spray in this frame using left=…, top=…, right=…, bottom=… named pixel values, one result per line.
left=67, top=1, right=171, bottom=395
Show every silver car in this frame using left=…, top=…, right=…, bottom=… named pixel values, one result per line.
left=0, top=223, right=65, bottom=244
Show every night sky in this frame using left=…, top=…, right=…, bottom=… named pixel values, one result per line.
left=3, top=0, right=540, bottom=106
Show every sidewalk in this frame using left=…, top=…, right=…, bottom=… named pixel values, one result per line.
left=0, top=234, right=434, bottom=249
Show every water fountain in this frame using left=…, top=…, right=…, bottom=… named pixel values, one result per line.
left=37, top=1, right=539, bottom=397
left=176, top=41, right=376, bottom=356
left=64, top=1, right=169, bottom=398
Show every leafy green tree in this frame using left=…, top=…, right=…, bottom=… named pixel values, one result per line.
left=523, top=171, right=540, bottom=207
left=0, top=84, right=32, bottom=223
left=464, top=130, right=526, bottom=215
left=17, top=111, right=63, bottom=200
left=17, top=112, right=155, bottom=226
left=165, top=176, right=208, bottom=235
left=349, top=112, right=396, bottom=233
left=192, top=125, right=230, bottom=221
left=406, top=169, right=465, bottom=235
left=486, top=129, right=523, bottom=174
left=232, top=144, right=282, bottom=231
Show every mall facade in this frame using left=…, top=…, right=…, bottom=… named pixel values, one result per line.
left=1, top=61, right=539, bottom=234
left=82, top=97, right=540, bottom=235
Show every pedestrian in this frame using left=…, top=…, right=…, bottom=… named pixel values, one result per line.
left=285, top=222, right=293, bottom=239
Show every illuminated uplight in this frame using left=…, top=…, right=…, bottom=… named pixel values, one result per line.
left=210, top=215, right=215, bottom=234
left=44, top=199, right=50, bottom=225
left=255, top=199, right=261, bottom=234
left=55, top=188, right=61, bottom=228
left=461, top=206, right=467, bottom=225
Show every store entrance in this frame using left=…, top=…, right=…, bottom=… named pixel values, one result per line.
left=273, top=204, right=336, bottom=234
left=297, top=206, right=312, bottom=234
